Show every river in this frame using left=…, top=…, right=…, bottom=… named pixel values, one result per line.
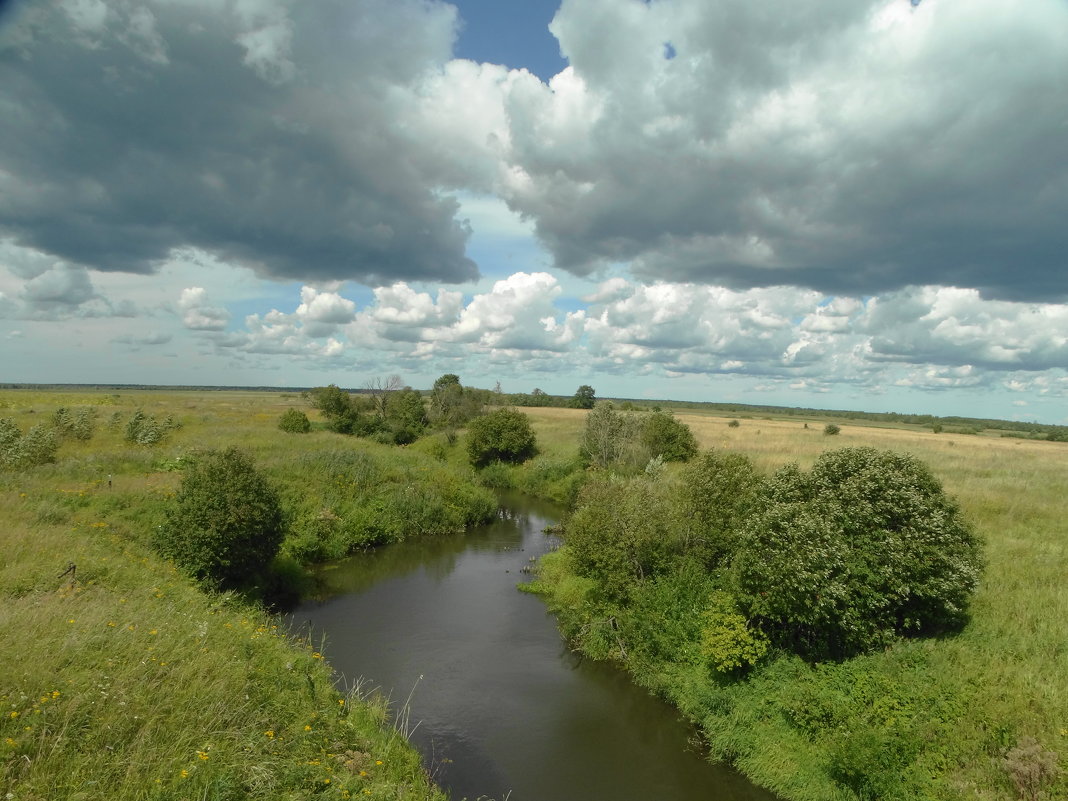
left=292, top=491, right=778, bottom=801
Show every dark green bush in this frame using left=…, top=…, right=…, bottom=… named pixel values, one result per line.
left=678, top=450, right=762, bottom=568
left=565, top=477, right=679, bottom=605
left=824, top=423, right=841, bottom=436
left=154, top=448, right=284, bottom=589
left=466, top=408, right=537, bottom=467
left=277, top=408, right=311, bottom=433
left=731, top=447, right=983, bottom=659
left=640, top=411, right=698, bottom=462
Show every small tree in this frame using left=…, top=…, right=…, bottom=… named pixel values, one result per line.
left=824, top=423, right=841, bottom=436
left=580, top=402, right=626, bottom=468
left=278, top=408, right=311, bottom=433
left=154, top=448, right=284, bottom=589
left=466, top=408, right=537, bottom=467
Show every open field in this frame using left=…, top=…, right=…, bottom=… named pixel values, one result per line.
left=522, top=405, right=1068, bottom=800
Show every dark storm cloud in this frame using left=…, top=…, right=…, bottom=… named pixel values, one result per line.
left=496, top=0, right=1068, bottom=301
left=0, top=0, right=477, bottom=285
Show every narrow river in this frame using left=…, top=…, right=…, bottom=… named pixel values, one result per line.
left=292, top=492, right=778, bottom=801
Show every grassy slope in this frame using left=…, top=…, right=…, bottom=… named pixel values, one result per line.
left=520, top=406, right=1068, bottom=800
left=0, top=389, right=454, bottom=801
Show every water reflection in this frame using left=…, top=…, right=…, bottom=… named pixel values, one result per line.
left=293, top=492, right=778, bottom=801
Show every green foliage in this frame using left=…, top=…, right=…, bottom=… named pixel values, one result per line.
left=124, top=409, right=166, bottom=445
left=731, top=447, right=983, bottom=659
left=0, top=418, right=58, bottom=469
left=429, top=374, right=484, bottom=428
left=677, top=450, right=762, bottom=568
left=570, top=384, right=596, bottom=409
left=565, top=477, right=679, bottom=604
left=49, top=406, right=96, bottom=441
left=700, top=591, right=769, bottom=673
left=823, top=423, right=841, bottom=436
left=640, top=410, right=698, bottom=462
left=308, top=383, right=353, bottom=419
left=465, top=408, right=537, bottom=467
left=580, top=402, right=630, bottom=468
left=154, top=448, right=284, bottom=589
left=277, top=408, right=311, bottom=433
left=727, top=419, right=740, bottom=428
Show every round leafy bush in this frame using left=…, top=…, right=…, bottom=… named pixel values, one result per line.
left=466, top=408, right=537, bottom=467
left=278, top=408, right=311, bottom=433
left=640, top=411, right=698, bottom=462
left=154, top=448, right=284, bottom=588
left=824, top=423, right=841, bottom=436
left=731, top=447, right=982, bottom=659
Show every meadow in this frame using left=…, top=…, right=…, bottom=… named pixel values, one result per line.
left=1, top=388, right=1065, bottom=800
left=0, top=388, right=471, bottom=801
left=519, top=405, right=1068, bottom=800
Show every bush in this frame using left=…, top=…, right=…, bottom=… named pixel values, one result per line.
left=154, top=448, right=284, bottom=589
left=466, top=408, right=537, bottom=467
left=824, top=423, right=841, bottom=436
left=565, top=477, right=679, bottom=605
left=727, top=419, right=740, bottom=428
left=125, top=409, right=165, bottom=445
left=678, top=450, right=763, bottom=568
left=278, top=408, right=311, bottom=433
left=731, top=447, right=983, bottom=659
left=1, top=419, right=58, bottom=469
left=700, top=591, right=769, bottom=673
left=640, top=411, right=698, bottom=462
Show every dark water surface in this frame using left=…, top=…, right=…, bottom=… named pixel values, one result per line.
left=292, top=492, right=778, bottom=801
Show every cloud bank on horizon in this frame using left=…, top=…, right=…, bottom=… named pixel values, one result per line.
left=1, top=0, right=1067, bottom=421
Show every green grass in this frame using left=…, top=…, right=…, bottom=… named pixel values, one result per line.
left=0, top=389, right=488, bottom=800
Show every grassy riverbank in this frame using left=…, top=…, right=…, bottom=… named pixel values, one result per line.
left=4, top=389, right=1066, bottom=800
left=517, top=407, right=1068, bottom=801
left=0, top=388, right=486, bottom=800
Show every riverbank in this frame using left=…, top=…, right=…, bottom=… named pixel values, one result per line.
left=513, top=407, right=1068, bottom=801
left=0, top=388, right=484, bottom=800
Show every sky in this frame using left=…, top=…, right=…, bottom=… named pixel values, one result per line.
left=1, top=0, right=1067, bottom=423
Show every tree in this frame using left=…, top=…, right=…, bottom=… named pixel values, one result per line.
left=570, top=384, right=596, bottom=409
left=309, top=384, right=353, bottom=420
left=384, top=387, right=428, bottom=443
left=154, top=448, right=284, bottom=589
left=824, top=423, right=841, bottom=436
left=731, top=447, right=983, bottom=659
left=466, top=408, right=537, bottom=467
left=580, top=402, right=627, bottom=468
left=366, top=375, right=404, bottom=419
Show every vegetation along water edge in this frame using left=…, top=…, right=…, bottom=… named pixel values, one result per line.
left=2, top=384, right=1066, bottom=800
